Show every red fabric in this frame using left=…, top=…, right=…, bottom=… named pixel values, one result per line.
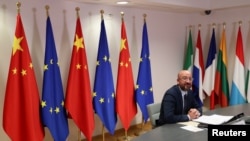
left=65, top=17, right=94, bottom=141
left=212, top=28, right=229, bottom=109
left=3, top=13, right=44, bottom=141
left=196, top=30, right=205, bottom=79
left=116, top=20, right=137, bottom=131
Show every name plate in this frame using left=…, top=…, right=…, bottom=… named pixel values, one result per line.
left=208, top=125, right=250, bottom=140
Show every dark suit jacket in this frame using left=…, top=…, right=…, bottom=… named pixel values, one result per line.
left=157, top=85, right=202, bottom=125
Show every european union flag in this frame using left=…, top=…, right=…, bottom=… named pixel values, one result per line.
left=135, top=21, right=154, bottom=123
left=41, top=16, right=69, bottom=141
left=93, top=18, right=117, bottom=134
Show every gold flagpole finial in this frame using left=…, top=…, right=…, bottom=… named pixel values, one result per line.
left=16, top=2, right=21, bottom=13
left=121, top=11, right=124, bottom=21
left=212, top=23, right=216, bottom=28
left=143, top=13, right=147, bottom=23
left=239, top=20, right=242, bottom=26
left=45, top=5, right=49, bottom=17
left=223, top=22, right=226, bottom=29
left=100, top=9, right=104, bottom=20
left=189, top=25, right=192, bottom=29
left=198, top=24, right=201, bottom=30
left=75, top=7, right=80, bottom=18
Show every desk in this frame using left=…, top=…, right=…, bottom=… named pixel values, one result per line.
left=132, top=103, right=250, bottom=141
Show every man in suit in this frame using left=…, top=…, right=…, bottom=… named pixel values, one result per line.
left=157, top=70, right=202, bottom=125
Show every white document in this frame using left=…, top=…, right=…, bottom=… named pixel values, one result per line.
left=178, top=121, right=200, bottom=127
left=181, top=125, right=204, bottom=132
left=192, top=114, right=233, bottom=125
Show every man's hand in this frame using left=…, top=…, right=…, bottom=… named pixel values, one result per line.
left=188, top=108, right=201, bottom=120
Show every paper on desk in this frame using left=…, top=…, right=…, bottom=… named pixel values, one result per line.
left=178, top=121, right=200, bottom=127
left=180, top=125, right=204, bottom=132
left=192, top=114, right=233, bottom=125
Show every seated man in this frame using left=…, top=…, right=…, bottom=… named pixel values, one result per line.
left=157, top=70, right=202, bottom=126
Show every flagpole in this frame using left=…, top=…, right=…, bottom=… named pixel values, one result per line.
left=239, top=20, right=242, bottom=26
left=102, top=124, right=105, bottom=141
left=122, top=11, right=130, bottom=140
left=198, top=23, right=201, bottom=30
left=134, top=117, right=146, bottom=136
left=78, top=130, right=81, bottom=141
left=45, top=5, right=49, bottom=17
left=134, top=14, right=149, bottom=137
left=212, top=23, right=216, bottom=28
left=118, top=11, right=133, bottom=141
left=99, top=9, right=106, bottom=141
left=75, top=7, right=83, bottom=141
left=101, top=9, right=104, bottom=20
left=16, top=2, right=21, bottom=13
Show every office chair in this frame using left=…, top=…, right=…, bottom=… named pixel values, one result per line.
left=147, top=102, right=161, bottom=128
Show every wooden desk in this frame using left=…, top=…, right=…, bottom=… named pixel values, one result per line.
left=132, top=103, right=250, bottom=141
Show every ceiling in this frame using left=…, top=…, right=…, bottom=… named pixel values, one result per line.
left=69, top=0, right=250, bottom=13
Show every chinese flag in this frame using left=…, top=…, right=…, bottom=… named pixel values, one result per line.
left=116, top=17, right=137, bottom=131
left=65, top=16, right=94, bottom=141
left=2, top=13, right=44, bottom=141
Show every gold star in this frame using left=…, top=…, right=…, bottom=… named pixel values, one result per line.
left=12, top=36, right=23, bottom=55
left=96, top=61, right=100, bottom=66
left=150, top=87, right=153, bottom=92
left=44, top=64, right=48, bottom=71
left=76, top=64, right=81, bottom=69
left=112, top=93, right=115, bottom=98
left=12, top=68, right=17, bottom=74
left=21, top=69, right=27, bottom=76
left=50, top=59, right=53, bottom=64
left=93, top=92, right=97, bottom=97
left=103, top=56, right=107, bottom=62
left=120, top=61, right=124, bottom=67
left=41, top=101, right=46, bottom=108
left=99, top=98, right=104, bottom=103
left=140, top=57, right=143, bottom=62
left=125, top=62, right=128, bottom=68
left=29, top=63, right=33, bottom=69
left=120, top=39, right=126, bottom=51
left=61, top=101, right=64, bottom=107
left=141, top=90, right=145, bottom=95
left=54, top=107, right=60, bottom=113
left=135, top=84, right=139, bottom=89
left=49, top=107, right=53, bottom=113
left=84, top=65, right=87, bottom=70
left=74, top=34, right=84, bottom=51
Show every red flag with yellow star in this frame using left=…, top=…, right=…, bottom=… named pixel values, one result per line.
left=65, top=16, right=94, bottom=141
left=116, top=17, right=137, bottom=131
left=3, top=13, right=44, bottom=141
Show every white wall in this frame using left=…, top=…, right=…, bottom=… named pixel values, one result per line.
left=0, top=0, right=250, bottom=140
